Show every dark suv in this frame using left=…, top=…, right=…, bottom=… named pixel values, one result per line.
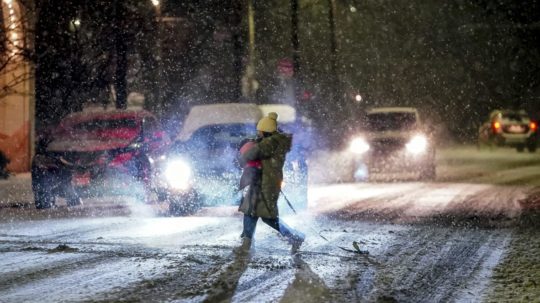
left=478, top=110, right=537, bottom=152
left=158, top=103, right=310, bottom=215
left=348, top=107, right=436, bottom=181
left=32, top=109, right=170, bottom=209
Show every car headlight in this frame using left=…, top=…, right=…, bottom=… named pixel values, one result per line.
left=349, top=137, right=370, bottom=154
left=164, top=159, right=192, bottom=191
left=406, top=135, right=428, bottom=154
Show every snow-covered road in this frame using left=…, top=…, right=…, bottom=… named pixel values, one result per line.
left=0, top=146, right=539, bottom=302
left=0, top=206, right=515, bottom=302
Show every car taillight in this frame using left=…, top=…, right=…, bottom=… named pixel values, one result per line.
left=110, top=152, right=134, bottom=166
left=530, top=122, right=538, bottom=132
left=492, top=121, right=502, bottom=133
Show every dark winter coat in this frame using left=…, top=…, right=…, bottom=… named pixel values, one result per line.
left=238, top=132, right=292, bottom=218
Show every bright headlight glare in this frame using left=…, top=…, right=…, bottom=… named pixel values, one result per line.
left=349, top=137, right=370, bottom=154
left=406, top=135, right=428, bottom=154
left=164, top=159, right=192, bottom=190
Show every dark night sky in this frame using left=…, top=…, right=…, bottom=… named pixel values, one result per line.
left=33, top=0, right=540, bottom=142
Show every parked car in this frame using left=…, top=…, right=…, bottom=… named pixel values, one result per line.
left=31, top=109, right=170, bottom=209
left=158, top=103, right=310, bottom=215
left=478, top=109, right=537, bottom=152
left=348, top=107, right=436, bottom=181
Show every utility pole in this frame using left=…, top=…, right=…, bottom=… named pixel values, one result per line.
left=232, top=0, right=244, bottom=101
left=289, top=0, right=306, bottom=106
left=327, top=0, right=340, bottom=102
left=151, top=0, right=163, bottom=110
left=290, top=0, right=300, bottom=88
left=114, top=0, right=128, bottom=109
left=242, top=0, right=257, bottom=101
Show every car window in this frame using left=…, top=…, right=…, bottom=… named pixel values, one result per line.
left=365, top=112, right=417, bottom=131
left=56, top=117, right=140, bottom=140
left=189, top=123, right=256, bottom=149
left=71, top=118, right=138, bottom=132
left=501, top=112, right=527, bottom=122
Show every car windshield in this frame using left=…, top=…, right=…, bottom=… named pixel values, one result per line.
left=56, top=118, right=140, bottom=140
left=189, top=123, right=257, bottom=150
left=365, top=112, right=417, bottom=131
left=501, top=112, right=528, bottom=122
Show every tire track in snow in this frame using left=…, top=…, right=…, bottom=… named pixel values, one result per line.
left=312, top=182, right=533, bottom=226
left=348, top=226, right=511, bottom=302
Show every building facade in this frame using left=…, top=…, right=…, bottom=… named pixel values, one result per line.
left=0, top=0, right=34, bottom=172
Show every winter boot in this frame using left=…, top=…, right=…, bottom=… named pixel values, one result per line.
left=290, top=234, right=305, bottom=255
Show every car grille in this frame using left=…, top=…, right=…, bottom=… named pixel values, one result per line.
left=56, top=151, right=108, bottom=169
left=369, top=138, right=407, bottom=154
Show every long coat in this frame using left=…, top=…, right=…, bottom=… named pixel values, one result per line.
left=238, top=132, right=292, bottom=218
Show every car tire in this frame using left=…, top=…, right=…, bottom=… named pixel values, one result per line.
left=34, top=185, right=54, bottom=209
left=527, top=143, right=537, bottom=153
left=517, top=145, right=525, bottom=152
left=32, top=165, right=55, bottom=209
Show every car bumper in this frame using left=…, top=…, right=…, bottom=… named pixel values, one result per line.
left=359, top=149, right=435, bottom=172
left=71, top=170, right=149, bottom=197
left=495, top=132, right=536, bottom=146
left=33, top=163, right=148, bottom=198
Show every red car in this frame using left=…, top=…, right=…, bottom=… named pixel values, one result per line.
left=32, top=109, right=170, bottom=209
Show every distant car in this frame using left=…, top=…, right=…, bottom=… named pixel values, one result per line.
left=31, top=109, right=170, bottom=209
left=158, top=103, right=310, bottom=214
left=348, top=107, right=436, bottom=181
left=478, top=109, right=537, bottom=152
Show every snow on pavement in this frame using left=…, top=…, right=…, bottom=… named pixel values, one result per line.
left=310, top=182, right=531, bottom=223
left=0, top=145, right=539, bottom=302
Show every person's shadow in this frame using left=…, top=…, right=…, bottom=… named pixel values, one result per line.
left=279, top=255, right=332, bottom=303
left=203, top=252, right=332, bottom=303
left=203, top=250, right=251, bottom=303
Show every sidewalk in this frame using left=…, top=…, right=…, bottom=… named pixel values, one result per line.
left=0, top=173, right=33, bottom=207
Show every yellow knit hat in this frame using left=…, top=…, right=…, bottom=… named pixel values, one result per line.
left=256, top=112, right=278, bottom=133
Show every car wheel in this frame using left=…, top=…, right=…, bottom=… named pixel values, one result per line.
left=527, top=143, right=537, bottom=153
left=517, top=145, right=525, bottom=152
left=34, top=186, right=54, bottom=209
left=32, top=165, right=55, bottom=209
